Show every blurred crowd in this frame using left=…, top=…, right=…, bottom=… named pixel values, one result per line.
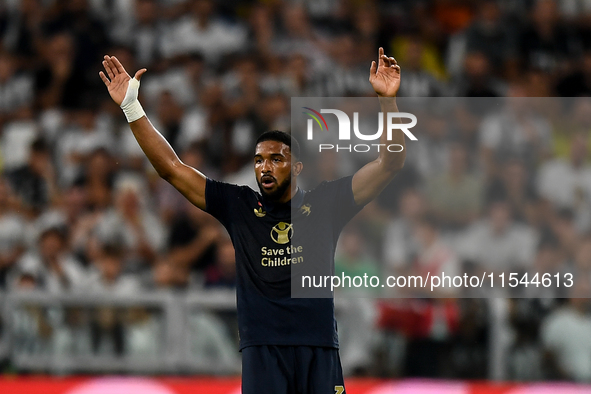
left=2, top=0, right=591, bottom=382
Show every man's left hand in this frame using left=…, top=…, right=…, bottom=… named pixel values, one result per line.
left=369, top=47, right=401, bottom=98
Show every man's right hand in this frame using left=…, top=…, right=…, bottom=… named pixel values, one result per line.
left=99, top=55, right=146, bottom=106
left=99, top=55, right=207, bottom=211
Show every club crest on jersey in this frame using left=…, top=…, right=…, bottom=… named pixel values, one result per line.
left=271, top=222, right=293, bottom=244
left=300, top=203, right=312, bottom=216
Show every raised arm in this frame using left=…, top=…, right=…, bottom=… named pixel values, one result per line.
left=352, top=47, right=405, bottom=206
left=99, top=55, right=207, bottom=210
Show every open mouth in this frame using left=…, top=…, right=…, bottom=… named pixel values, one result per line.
left=261, top=175, right=276, bottom=189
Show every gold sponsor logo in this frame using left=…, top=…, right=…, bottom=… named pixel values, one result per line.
left=271, top=222, right=293, bottom=244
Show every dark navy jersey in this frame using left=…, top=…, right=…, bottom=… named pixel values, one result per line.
left=205, top=176, right=364, bottom=350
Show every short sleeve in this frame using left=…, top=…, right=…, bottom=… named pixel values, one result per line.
left=205, top=178, right=243, bottom=227
left=317, top=176, right=365, bottom=231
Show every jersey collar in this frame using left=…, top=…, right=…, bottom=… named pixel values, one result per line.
left=291, top=187, right=304, bottom=209
left=261, top=187, right=305, bottom=212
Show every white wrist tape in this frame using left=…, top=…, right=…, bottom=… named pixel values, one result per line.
left=120, top=77, right=146, bottom=123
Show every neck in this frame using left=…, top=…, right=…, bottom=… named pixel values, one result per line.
left=275, top=183, right=298, bottom=204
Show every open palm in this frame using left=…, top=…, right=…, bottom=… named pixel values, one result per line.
left=99, top=55, right=146, bottom=106
left=369, top=47, right=401, bottom=98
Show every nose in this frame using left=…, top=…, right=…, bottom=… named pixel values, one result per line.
left=261, top=159, right=272, bottom=173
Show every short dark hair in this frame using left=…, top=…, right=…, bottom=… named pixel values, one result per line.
left=255, top=130, right=300, bottom=160
left=39, top=225, right=68, bottom=243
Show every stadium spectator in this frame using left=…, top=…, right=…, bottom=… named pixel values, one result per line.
left=93, top=174, right=166, bottom=270
left=541, top=282, right=591, bottom=382
left=556, top=52, right=591, bottom=97
left=485, top=158, right=537, bottom=224
left=463, top=0, right=519, bottom=77
left=34, top=179, right=90, bottom=264
left=551, top=97, right=591, bottom=158
left=34, top=32, right=81, bottom=110
left=86, top=242, right=140, bottom=294
left=0, top=177, right=25, bottom=288
left=10, top=265, right=54, bottom=355
left=273, top=3, right=327, bottom=75
left=57, top=106, right=114, bottom=186
left=334, top=228, right=380, bottom=374
left=90, top=305, right=124, bottom=356
left=16, top=225, right=86, bottom=293
left=80, top=148, right=115, bottom=212
left=479, top=83, right=552, bottom=178
left=520, top=0, right=581, bottom=75
left=2, top=0, right=45, bottom=67
left=43, top=0, right=110, bottom=72
left=507, top=296, right=550, bottom=381
left=150, top=90, right=186, bottom=152
left=113, top=0, right=164, bottom=68
left=5, top=137, right=58, bottom=217
left=548, top=209, right=581, bottom=262
left=523, top=237, right=568, bottom=298
left=0, top=50, right=33, bottom=119
left=160, top=0, right=247, bottom=64
left=149, top=259, right=176, bottom=290
left=247, top=4, right=274, bottom=57
left=424, top=142, right=484, bottom=230
left=452, top=52, right=506, bottom=97
left=537, top=132, right=591, bottom=232
left=149, top=258, right=189, bottom=290
left=395, top=36, right=444, bottom=98
left=445, top=299, right=488, bottom=379
left=142, top=52, right=207, bottom=110
left=335, top=228, right=381, bottom=294
left=166, top=197, right=220, bottom=275
left=455, top=199, right=538, bottom=275
left=384, top=188, right=427, bottom=273
left=410, top=216, right=460, bottom=297
left=325, top=33, right=376, bottom=97
left=406, top=109, right=451, bottom=180
left=156, top=143, right=214, bottom=223
left=0, top=104, right=37, bottom=170
left=204, top=236, right=236, bottom=289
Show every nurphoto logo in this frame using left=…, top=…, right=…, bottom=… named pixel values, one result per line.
left=302, top=107, right=418, bottom=152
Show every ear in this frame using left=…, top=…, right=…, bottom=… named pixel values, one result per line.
left=292, top=161, right=303, bottom=177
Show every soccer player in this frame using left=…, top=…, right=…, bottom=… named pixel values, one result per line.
left=99, top=47, right=403, bottom=394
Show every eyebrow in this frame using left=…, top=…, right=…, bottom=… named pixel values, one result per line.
left=254, top=153, right=286, bottom=159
